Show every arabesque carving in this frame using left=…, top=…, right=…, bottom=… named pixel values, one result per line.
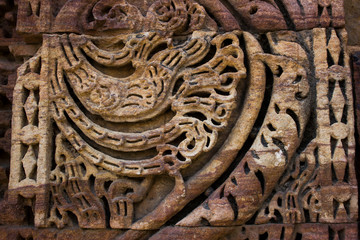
left=2, top=0, right=359, bottom=239
left=8, top=27, right=358, bottom=233
left=16, top=0, right=345, bottom=34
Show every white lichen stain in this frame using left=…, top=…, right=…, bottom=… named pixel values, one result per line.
left=274, top=150, right=283, bottom=167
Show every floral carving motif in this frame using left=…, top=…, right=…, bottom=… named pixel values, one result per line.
left=81, top=0, right=216, bottom=35
left=7, top=27, right=358, bottom=233
left=3, top=0, right=358, bottom=238
left=84, top=0, right=144, bottom=31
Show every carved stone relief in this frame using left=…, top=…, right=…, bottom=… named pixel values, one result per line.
left=0, top=0, right=358, bottom=239
left=16, top=0, right=346, bottom=34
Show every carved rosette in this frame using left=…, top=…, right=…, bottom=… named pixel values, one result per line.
left=6, top=0, right=358, bottom=238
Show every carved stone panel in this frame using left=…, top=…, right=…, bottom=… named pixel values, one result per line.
left=1, top=0, right=358, bottom=239
left=16, top=0, right=346, bottom=34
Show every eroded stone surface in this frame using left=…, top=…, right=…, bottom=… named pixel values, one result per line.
left=0, top=0, right=358, bottom=239
left=345, top=0, right=360, bottom=45
left=7, top=27, right=358, bottom=233
left=16, top=0, right=346, bottom=34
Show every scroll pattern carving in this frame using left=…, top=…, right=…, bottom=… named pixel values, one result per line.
left=50, top=31, right=245, bottom=180
left=16, top=0, right=345, bottom=34
left=7, top=28, right=358, bottom=234
left=4, top=0, right=358, bottom=238
left=83, top=0, right=216, bottom=35
left=17, top=0, right=217, bottom=35
left=48, top=133, right=154, bottom=229
left=10, top=31, right=260, bottom=229
left=178, top=49, right=311, bottom=227
left=254, top=29, right=357, bottom=225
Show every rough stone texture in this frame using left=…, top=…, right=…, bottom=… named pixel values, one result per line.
left=15, top=0, right=346, bottom=34
left=0, top=0, right=359, bottom=239
left=0, top=223, right=357, bottom=239
left=345, top=0, right=360, bottom=45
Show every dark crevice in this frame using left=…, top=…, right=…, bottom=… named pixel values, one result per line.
left=326, top=28, right=332, bottom=45
left=333, top=198, right=339, bottom=218
left=329, top=227, right=335, bottom=240
left=274, top=103, right=280, bottom=114
left=341, top=137, right=348, bottom=157
left=286, top=109, right=301, bottom=137
left=277, top=196, right=282, bottom=207
left=213, top=86, right=230, bottom=95
left=24, top=204, right=34, bottom=225
left=327, top=49, right=335, bottom=66
left=62, top=110, right=159, bottom=160
left=231, top=176, right=237, bottom=186
left=280, top=227, right=285, bottom=240
left=66, top=211, right=79, bottom=226
left=255, top=170, right=265, bottom=195
left=172, top=77, right=185, bottom=96
left=318, top=5, right=324, bottom=17
left=68, top=36, right=79, bottom=62
left=200, top=217, right=211, bottom=226
left=218, top=0, right=250, bottom=31
left=227, top=193, right=238, bottom=220
left=244, top=161, right=250, bottom=174
left=331, top=162, right=338, bottom=183
left=272, top=138, right=288, bottom=163
left=259, top=232, right=269, bottom=240
left=81, top=48, right=135, bottom=78
left=330, top=136, right=337, bottom=158
left=344, top=162, right=349, bottom=183
left=259, top=34, right=272, bottom=54
left=187, top=45, right=217, bottom=68
left=147, top=43, right=168, bottom=61
left=220, top=186, right=225, bottom=198
left=60, top=42, right=72, bottom=66
left=328, top=80, right=336, bottom=101
left=304, top=208, right=310, bottom=222
left=251, top=151, right=260, bottom=160
left=339, top=80, right=347, bottom=100
left=261, top=134, right=268, bottom=147
left=89, top=174, right=96, bottom=195
left=295, top=0, right=305, bottom=16
left=245, top=210, right=259, bottom=224
left=275, top=65, right=283, bottom=78
left=101, top=196, right=111, bottom=228
left=295, top=232, right=302, bottom=240
left=184, top=112, right=207, bottom=121
left=339, top=49, right=345, bottom=66
left=209, top=35, right=273, bottom=193
left=273, top=0, right=296, bottom=30
left=344, top=199, right=350, bottom=217
left=329, top=105, right=337, bottom=125
left=165, top=193, right=208, bottom=225
left=338, top=229, right=345, bottom=240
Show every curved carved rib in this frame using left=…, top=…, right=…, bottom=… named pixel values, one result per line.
left=177, top=54, right=310, bottom=227
left=50, top=32, right=245, bottom=156
left=56, top=32, right=215, bottom=122
left=131, top=32, right=266, bottom=229
left=48, top=31, right=247, bottom=186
